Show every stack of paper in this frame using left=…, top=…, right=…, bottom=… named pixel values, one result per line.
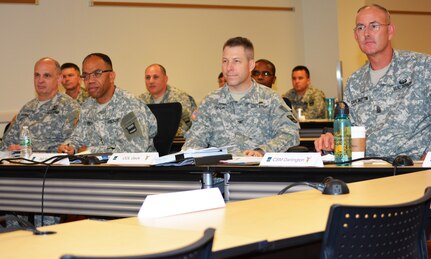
left=153, top=147, right=230, bottom=165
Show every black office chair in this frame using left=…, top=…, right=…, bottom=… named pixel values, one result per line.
left=320, top=187, right=431, bottom=259
left=147, top=102, right=182, bottom=156
left=60, top=228, right=215, bottom=259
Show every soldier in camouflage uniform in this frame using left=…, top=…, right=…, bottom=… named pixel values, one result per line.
left=183, top=37, right=300, bottom=156
left=0, top=57, right=80, bottom=153
left=283, top=65, right=326, bottom=119
left=315, top=4, right=431, bottom=160
left=58, top=53, right=157, bottom=154
left=2, top=57, right=79, bottom=228
left=61, top=62, right=89, bottom=105
left=139, top=64, right=197, bottom=136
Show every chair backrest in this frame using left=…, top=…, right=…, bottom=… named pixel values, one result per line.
left=320, top=187, right=431, bottom=259
left=60, top=228, right=215, bottom=259
left=147, top=102, right=182, bottom=156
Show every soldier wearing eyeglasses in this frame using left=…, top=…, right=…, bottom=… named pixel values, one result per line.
left=251, top=59, right=277, bottom=88
left=315, top=4, right=431, bottom=160
left=58, top=53, right=157, bottom=155
left=283, top=65, right=326, bottom=120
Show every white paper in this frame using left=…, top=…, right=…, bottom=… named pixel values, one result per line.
left=138, top=188, right=225, bottom=219
left=220, top=156, right=262, bottom=165
left=423, top=152, right=431, bottom=167
left=30, top=153, right=70, bottom=165
left=153, top=146, right=230, bottom=165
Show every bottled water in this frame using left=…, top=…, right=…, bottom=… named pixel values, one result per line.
left=20, top=126, right=32, bottom=159
left=334, top=102, right=351, bottom=164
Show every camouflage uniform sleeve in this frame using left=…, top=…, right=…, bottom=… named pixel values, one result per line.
left=257, top=97, right=300, bottom=152
left=182, top=99, right=211, bottom=150
left=312, top=88, right=327, bottom=119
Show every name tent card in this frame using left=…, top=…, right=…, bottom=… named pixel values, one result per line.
left=31, top=153, right=70, bottom=165
left=423, top=152, right=431, bottom=167
left=260, top=152, right=324, bottom=167
left=107, top=152, right=159, bottom=165
left=138, top=188, right=225, bottom=219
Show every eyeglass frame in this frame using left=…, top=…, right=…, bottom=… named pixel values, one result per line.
left=251, top=70, right=274, bottom=77
left=80, top=69, right=113, bottom=81
left=353, top=22, right=390, bottom=33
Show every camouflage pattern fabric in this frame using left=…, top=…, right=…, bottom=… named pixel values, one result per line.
left=344, top=50, right=431, bottom=160
left=283, top=85, right=327, bottom=119
left=64, top=87, right=157, bottom=153
left=183, top=81, right=300, bottom=155
left=139, top=85, right=197, bottom=135
left=0, top=93, right=80, bottom=152
left=75, top=86, right=90, bottom=105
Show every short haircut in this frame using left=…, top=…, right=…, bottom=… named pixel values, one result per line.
left=223, top=36, right=254, bottom=60
left=255, top=59, right=276, bottom=76
left=357, top=4, right=391, bottom=24
left=83, top=53, right=113, bottom=69
left=61, top=62, right=80, bottom=73
left=292, top=65, right=310, bottom=78
left=147, top=64, right=167, bottom=75
left=36, top=57, right=61, bottom=74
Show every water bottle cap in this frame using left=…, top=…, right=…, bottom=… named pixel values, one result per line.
left=334, top=101, right=349, bottom=117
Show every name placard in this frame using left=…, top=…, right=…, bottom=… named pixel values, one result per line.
left=138, top=188, right=225, bottom=219
left=260, top=152, right=324, bottom=167
left=423, top=152, right=431, bottom=167
left=107, top=152, right=159, bottom=165
left=31, top=153, right=70, bottom=165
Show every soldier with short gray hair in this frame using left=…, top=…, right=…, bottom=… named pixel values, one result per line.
left=0, top=57, right=80, bottom=153
left=315, top=4, right=431, bottom=160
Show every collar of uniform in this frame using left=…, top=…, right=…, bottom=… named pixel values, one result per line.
left=369, top=49, right=399, bottom=88
left=218, top=80, right=261, bottom=105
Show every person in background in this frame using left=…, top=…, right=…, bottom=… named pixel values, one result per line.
left=0, top=57, right=80, bottom=153
left=218, top=72, right=226, bottom=87
left=315, top=4, right=431, bottom=160
left=183, top=37, right=299, bottom=157
left=283, top=65, right=326, bottom=119
left=58, top=53, right=157, bottom=155
left=139, top=64, right=197, bottom=135
left=251, top=59, right=291, bottom=107
left=61, top=62, right=89, bottom=105
left=251, top=59, right=276, bottom=88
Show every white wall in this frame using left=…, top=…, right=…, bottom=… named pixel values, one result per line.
left=0, top=0, right=306, bottom=119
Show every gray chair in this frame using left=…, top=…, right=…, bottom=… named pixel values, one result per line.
left=147, top=102, right=182, bottom=156
left=61, top=228, right=215, bottom=259
left=320, top=187, right=431, bottom=259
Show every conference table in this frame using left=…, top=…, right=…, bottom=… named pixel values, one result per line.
left=2, top=169, right=431, bottom=258
left=0, top=162, right=428, bottom=218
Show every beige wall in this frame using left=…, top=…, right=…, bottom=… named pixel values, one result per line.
left=0, top=0, right=304, bottom=120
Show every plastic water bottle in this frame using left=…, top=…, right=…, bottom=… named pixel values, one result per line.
left=20, top=126, right=32, bottom=159
left=334, top=102, right=351, bottom=164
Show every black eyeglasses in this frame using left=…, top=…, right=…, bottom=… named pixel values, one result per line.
left=80, top=69, right=112, bottom=80
left=252, top=70, right=273, bottom=77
